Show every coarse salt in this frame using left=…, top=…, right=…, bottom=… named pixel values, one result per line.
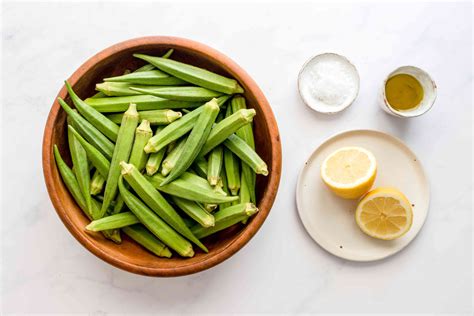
left=298, top=53, right=359, bottom=113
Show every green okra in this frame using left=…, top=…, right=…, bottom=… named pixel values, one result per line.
left=54, top=145, right=94, bottom=219
left=118, top=176, right=194, bottom=257
left=224, top=134, right=268, bottom=176
left=171, top=196, right=215, bottom=228
left=65, top=81, right=120, bottom=141
left=219, top=168, right=232, bottom=210
left=53, top=145, right=120, bottom=242
left=96, top=82, right=150, bottom=97
left=58, top=98, right=115, bottom=159
left=145, top=127, right=166, bottom=176
left=198, top=108, right=256, bottom=157
left=67, top=117, right=92, bottom=215
left=130, top=86, right=223, bottom=102
left=128, top=119, right=153, bottom=171
left=161, top=136, right=187, bottom=176
left=207, top=146, right=223, bottom=186
left=132, top=49, right=173, bottom=73
left=146, top=172, right=239, bottom=204
left=224, top=147, right=240, bottom=195
left=86, top=212, right=139, bottom=231
left=161, top=98, right=220, bottom=186
left=90, top=169, right=105, bottom=195
left=90, top=91, right=106, bottom=98
left=193, top=157, right=208, bottom=178
left=143, top=95, right=230, bottom=153
left=85, top=95, right=200, bottom=113
left=231, top=96, right=256, bottom=203
left=111, top=119, right=153, bottom=213
left=239, top=171, right=252, bottom=224
left=106, top=109, right=182, bottom=125
left=68, top=125, right=110, bottom=178
left=120, top=162, right=207, bottom=252
left=191, top=203, right=258, bottom=238
left=101, top=104, right=139, bottom=217
left=134, top=54, right=244, bottom=94
left=104, top=70, right=187, bottom=86
left=122, top=224, right=172, bottom=258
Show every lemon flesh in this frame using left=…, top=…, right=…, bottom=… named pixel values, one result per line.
left=321, top=147, right=377, bottom=199
left=355, top=187, right=413, bottom=240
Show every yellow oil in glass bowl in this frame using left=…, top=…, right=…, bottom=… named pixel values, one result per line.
left=385, top=74, right=424, bottom=111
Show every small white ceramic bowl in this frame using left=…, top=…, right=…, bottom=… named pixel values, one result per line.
left=298, top=53, right=360, bottom=114
left=379, top=66, right=437, bottom=118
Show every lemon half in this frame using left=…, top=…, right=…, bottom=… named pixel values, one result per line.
left=355, top=187, right=413, bottom=240
left=321, top=146, right=377, bottom=199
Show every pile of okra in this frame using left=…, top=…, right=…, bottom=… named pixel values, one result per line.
left=54, top=49, right=268, bottom=258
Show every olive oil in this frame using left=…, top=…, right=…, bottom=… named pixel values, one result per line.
left=385, top=74, right=424, bottom=111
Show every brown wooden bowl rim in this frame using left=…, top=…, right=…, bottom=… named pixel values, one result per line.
left=42, top=36, right=282, bottom=277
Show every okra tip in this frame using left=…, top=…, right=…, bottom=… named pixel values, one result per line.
left=245, top=203, right=259, bottom=216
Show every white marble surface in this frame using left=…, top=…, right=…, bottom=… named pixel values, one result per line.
left=2, top=1, right=472, bottom=314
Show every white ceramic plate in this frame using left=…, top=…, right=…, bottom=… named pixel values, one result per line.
left=296, top=130, right=430, bottom=261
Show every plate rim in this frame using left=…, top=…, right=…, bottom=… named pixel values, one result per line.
left=295, top=128, right=431, bottom=262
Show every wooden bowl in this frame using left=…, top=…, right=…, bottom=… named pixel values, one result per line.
left=42, top=36, right=282, bottom=276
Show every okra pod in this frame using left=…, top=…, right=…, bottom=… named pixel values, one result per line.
left=104, top=70, right=187, bottom=86
left=239, top=171, right=252, bottom=223
left=219, top=168, right=232, bottom=210
left=128, top=120, right=153, bottom=172
left=224, top=134, right=268, bottom=176
left=207, top=146, right=223, bottom=186
left=161, top=137, right=187, bottom=176
left=161, top=98, right=220, bottom=185
left=101, top=104, right=139, bottom=217
left=122, top=225, right=172, bottom=258
left=54, top=145, right=120, bottom=242
left=86, top=212, right=139, bottom=231
left=144, top=95, right=230, bottom=153
left=191, top=203, right=258, bottom=238
left=85, top=95, right=199, bottom=113
left=118, top=176, right=194, bottom=257
left=133, top=54, right=244, bottom=94
left=224, top=148, right=240, bottom=195
left=58, top=98, right=115, bottom=159
left=130, top=86, right=223, bottom=102
left=145, top=127, right=166, bottom=176
left=106, top=109, right=182, bottom=125
left=120, top=162, right=207, bottom=252
left=54, top=145, right=93, bottom=219
left=68, top=125, right=110, bottom=178
left=90, top=169, right=105, bottom=195
left=67, top=117, right=92, bottom=215
left=65, top=81, right=119, bottom=141
left=172, top=196, right=215, bottom=228
left=198, top=108, right=256, bottom=157
left=146, top=172, right=239, bottom=204
left=231, top=96, right=256, bottom=203
left=96, top=82, right=147, bottom=97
